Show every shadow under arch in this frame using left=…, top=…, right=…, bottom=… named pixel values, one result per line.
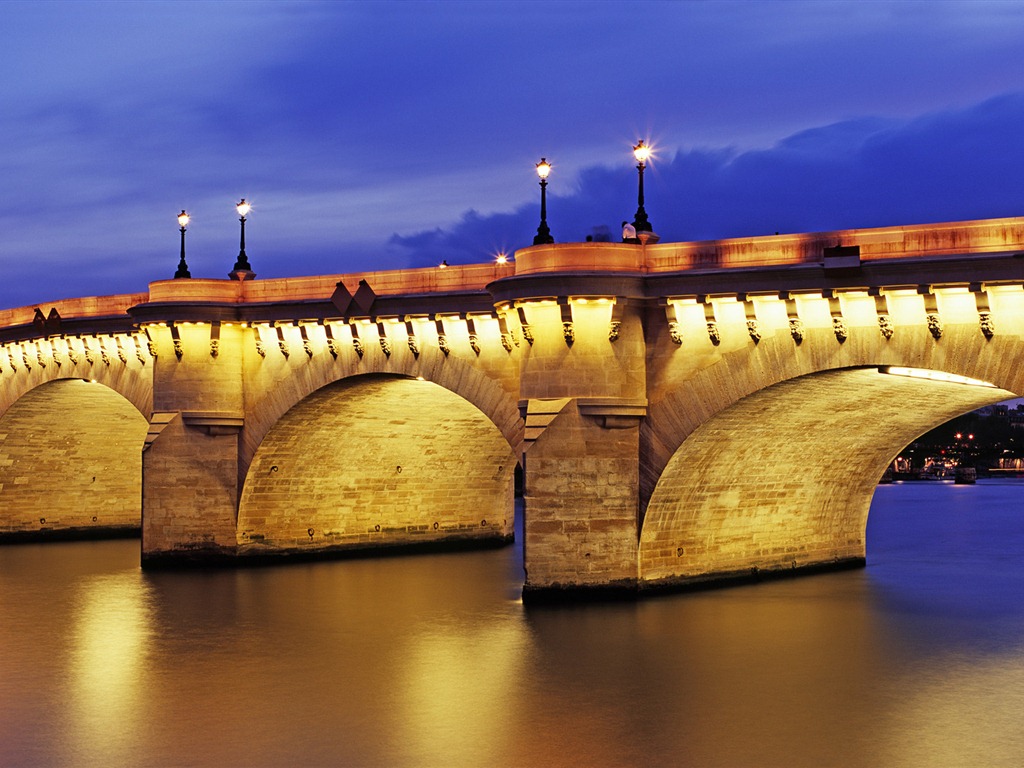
left=638, top=366, right=1018, bottom=588
left=0, top=378, right=149, bottom=540
left=237, top=373, right=518, bottom=558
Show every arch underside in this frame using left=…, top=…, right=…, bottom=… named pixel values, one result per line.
left=0, top=379, right=149, bottom=538
left=238, top=375, right=517, bottom=555
left=639, top=367, right=1016, bottom=585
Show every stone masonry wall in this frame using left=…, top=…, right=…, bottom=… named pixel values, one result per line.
left=0, top=379, right=147, bottom=536
left=237, top=376, right=515, bottom=554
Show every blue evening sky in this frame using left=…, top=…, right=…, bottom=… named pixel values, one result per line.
left=2, top=0, right=1023, bottom=309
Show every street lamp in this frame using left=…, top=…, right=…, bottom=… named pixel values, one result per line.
left=174, top=210, right=191, bottom=279
left=533, top=157, right=554, bottom=245
left=230, top=198, right=256, bottom=280
left=632, top=140, right=652, bottom=233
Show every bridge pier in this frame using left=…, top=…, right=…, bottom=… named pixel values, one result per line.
left=522, top=400, right=642, bottom=596
left=142, top=321, right=245, bottom=563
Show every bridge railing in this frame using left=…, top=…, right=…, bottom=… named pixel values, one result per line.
left=0, top=293, right=149, bottom=329
left=3, top=216, right=1023, bottom=331
left=513, top=216, right=1024, bottom=275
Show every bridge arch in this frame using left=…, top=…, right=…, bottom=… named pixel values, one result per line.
left=644, top=291, right=1024, bottom=503
left=0, top=378, right=150, bottom=538
left=639, top=364, right=1018, bottom=586
left=237, top=373, right=518, bottom=556
left=241, top=336, right=523, bottom=473
left=0, top=349, right=152, bottom=421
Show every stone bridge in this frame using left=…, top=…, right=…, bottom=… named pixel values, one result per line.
left=2, top=216, right=1023, bottom=597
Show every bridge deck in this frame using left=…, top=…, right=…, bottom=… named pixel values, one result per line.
left=2, top=215, right=1022, bottom=327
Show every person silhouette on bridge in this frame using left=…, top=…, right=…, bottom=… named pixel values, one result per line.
left=622, top=220, right=638, bottom=243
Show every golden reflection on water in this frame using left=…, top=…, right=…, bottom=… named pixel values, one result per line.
left=4, top=484, right=1024, bottom=767
left=66, top=571, right=154, bottom=766
left=879, top=656, right=1024, bottom=767
left=398, top=616, right=528, bottom=765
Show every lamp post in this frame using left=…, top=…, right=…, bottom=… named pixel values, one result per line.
left=632, top=140, right=652, bottom=233
left=533, top=157, right=554, bottom=245
left=230, top=198, right=256, bottom=280
left=174, top=210, right=191, bottom=279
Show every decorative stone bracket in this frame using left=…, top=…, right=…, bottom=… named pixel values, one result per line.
left=349, top=321, right=364, bottom=358
left=209, top=322, right=221, bottom=358
left=699, top=296, right=721, bottom=346
left=169, top=324, right=184, bottom=360
left=825, top=291, right=847, bottom=342
left=870, top=288, right=894, bottom=339
left=559, top=298, right=574, bottom=346
left=434, top=317, right=450, bottom=356
left=971, top=283, right=996, bottom=339
left=466, top=316, right=481, bottom=355
left=375, top=321, right=392, bottom=357
left=516, top=306, right=534, bottom=345
left=609, top=299, right=625, bottom=342
left=919, top=286, right=943, bottom=340
left=404, top=319, right=420, bottom=357
left=738, top=295, right=761, bottom=343
left=497, top=311, right=514, bottom=352
left=298, top=324, right=314, bottom=358
left=783, top=294, right=804, bottom=343
left=663, top=302, right=683, bottom=345
left=274, top=324, right=290, bottom=358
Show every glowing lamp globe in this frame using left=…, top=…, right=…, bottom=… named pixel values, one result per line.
left=633, top=140, right=651, bottom=164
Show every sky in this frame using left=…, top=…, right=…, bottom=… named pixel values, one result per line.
left=2, top=0, right=1024, bottom=309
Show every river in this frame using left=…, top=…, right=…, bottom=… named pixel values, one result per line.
left=1, top=481, right=1023, bottom=767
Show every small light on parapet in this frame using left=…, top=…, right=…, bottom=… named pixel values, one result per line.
left=439, top=260, right=448, bottom=269
left=495, top=252, right=509, bottom=265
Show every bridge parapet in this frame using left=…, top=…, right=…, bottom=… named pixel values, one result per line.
left=513, top=216, right=1024, bottom=275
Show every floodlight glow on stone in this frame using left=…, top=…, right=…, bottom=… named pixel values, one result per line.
left=882, top=366, right=995, bottom=387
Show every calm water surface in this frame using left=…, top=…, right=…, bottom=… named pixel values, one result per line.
left=2, top=481, right=1024, bottom=767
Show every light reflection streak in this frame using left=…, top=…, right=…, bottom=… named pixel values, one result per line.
left=398, top=619, right=528, bottom=765
left=66, top=572, right=154, bottom=766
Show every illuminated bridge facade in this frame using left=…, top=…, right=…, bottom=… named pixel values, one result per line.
left=2, top=216, right=1024, bottom=596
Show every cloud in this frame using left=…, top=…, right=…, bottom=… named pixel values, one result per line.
left=4, top=3, right=1024, bottom=308
left=389, top=93, right=1024, bottom=266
